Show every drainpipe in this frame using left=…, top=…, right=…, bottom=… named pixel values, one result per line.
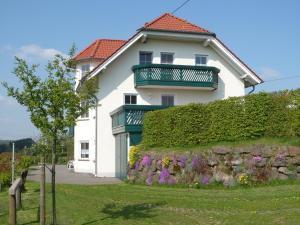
left=247, top=85, right=255, bottom=95
left=93, top=95, right=99, bottom=176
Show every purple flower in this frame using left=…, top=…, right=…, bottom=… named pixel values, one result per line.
left=146, top=173, right=153, bottom=185
left=159, top=168, right=170, bottom=184
left=253, top=156, right=263, bottom=162
left=141, top=155, right=152, bottom=167
left=192, top=155, right=202, bottom=170
left=201, top=175, right=210, bottom=185
left=178, top=155, right=187, bottom=168
left=134, top=161, right=139, bottom=171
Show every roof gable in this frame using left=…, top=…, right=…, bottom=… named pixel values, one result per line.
left=74, top=39, right=126, bottom=61
left=141, top=13, right=212, bottom=34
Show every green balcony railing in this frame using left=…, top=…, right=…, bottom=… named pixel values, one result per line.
left=110, top=105, right=168, bottom=135
left=132, top=64, right=219, bottom=89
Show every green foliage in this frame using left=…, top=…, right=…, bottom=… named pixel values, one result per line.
left=0, top=172, right=11, bottom=186
left=143, top=90, right=300, bottom=148
left=129, top=146, right=139, bottom=168
left=2, top=46, right=97, bottom=143
left=16, top=156, right=33, bottom=171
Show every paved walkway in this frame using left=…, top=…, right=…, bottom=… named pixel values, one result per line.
left=27, top=165, right=122, bottom=185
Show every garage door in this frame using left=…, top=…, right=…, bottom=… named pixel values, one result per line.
left=115, top=133, right=128, bottom=179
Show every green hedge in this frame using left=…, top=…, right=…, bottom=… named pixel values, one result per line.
left=142, top=90, right=300, bottom=148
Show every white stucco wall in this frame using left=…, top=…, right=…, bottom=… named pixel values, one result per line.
left=74, top=38, right=246, bottom=177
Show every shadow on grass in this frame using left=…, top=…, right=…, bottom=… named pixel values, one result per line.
left=100, top=201, right=166, bottom=221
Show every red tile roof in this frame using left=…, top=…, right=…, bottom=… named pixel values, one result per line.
left=74, top=39, right=126, bottom=61
left=141, top=13, right=212, bottom=34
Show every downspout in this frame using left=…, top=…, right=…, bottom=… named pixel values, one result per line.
left=247, top=85, right=255, bottom=95
left=93, top=95, right=99, bottom=176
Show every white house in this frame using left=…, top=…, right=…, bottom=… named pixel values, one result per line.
left=73, top=13, right=263, bottom=178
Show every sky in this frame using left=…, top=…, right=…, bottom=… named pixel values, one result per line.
left=0, top=0, right=300, bottom=140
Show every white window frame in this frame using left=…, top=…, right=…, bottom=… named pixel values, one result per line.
left=161, top=52, right=174, bottom=64
left=124, top=93, right=137, bottom=105
left=139, top=51, right=153, bottom=65
left=195, top=54, right=208, bottom=66
left=80, top=141, right=89, bottom=159
left=161, top=94, right=175, bottom=106
left=80, top=101, right=89, bottom=119
left=81, top=64, right=90, bottom=77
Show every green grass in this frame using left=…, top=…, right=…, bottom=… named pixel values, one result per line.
left=142, top=136, right=300, bottom=153
left=1, top=181, right=300, bottom=225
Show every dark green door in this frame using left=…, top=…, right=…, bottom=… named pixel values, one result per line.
left=115, top=133, right=128, bottom=179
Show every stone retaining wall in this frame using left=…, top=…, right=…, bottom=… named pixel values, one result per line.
left=128, top=145, right=300, bottom=187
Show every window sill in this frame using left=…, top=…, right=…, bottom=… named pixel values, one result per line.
left=77, top=118, right=90, bottom=121
left=78, top=158, right=89, bottom=161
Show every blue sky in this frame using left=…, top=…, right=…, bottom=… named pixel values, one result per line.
left=1, top=0, right=300, bottom=140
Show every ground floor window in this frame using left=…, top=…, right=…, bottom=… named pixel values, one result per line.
left=162, top=95, right=174, bottom=106
left=80, top=142, right=89, bottom=159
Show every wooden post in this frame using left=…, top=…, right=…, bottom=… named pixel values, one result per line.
left=15, top=188, right=21, bottom=209
left=40, top=158, right=46, bottom=225
left=8, top=178, right=21, bottom=225
left=9, top=194, right=16, bottom=225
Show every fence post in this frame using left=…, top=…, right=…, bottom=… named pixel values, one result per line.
left=40, top=159, right=46, bottom=225
left=8, top=178, right=22, bottom=225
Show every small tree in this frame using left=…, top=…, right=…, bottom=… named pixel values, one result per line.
left=2, top=46, right=97, bottom=225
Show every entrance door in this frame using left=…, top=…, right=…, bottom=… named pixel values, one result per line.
left=115, top=133, right=128, bottom=179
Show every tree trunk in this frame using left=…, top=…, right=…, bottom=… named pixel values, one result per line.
left=51, top=137, right=57, bottom=225
left=40, top=156, right=45, bottom=225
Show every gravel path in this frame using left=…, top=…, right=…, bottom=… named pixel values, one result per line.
left=27, top=165, right=122, bottom=185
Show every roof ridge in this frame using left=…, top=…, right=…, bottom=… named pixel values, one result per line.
left=144, top=13, right=169, bottom=28
left=91, top=40, right=101, bottom=58
left=96, top=38, right=127, bottom=42
left=74, top=39, right=98, bottom=60
left=167, top=13, right=210, bottom=33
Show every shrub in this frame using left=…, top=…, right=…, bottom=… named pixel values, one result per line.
left=0, top=172, right=11, bottom=186
left=129, top=146, right=139, bottom=168
left=142, top=90, right=300, bottom=148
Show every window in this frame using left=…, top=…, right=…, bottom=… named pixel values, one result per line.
left=80, top=101, right=89, bottom=119
left=80, top=142, right=89, bottom=159
left=139, top=52, right=152, bottom=64
left=161, top=95, right=174, bottom=106
left=124, top=94, right=137, bottom=105
left=161, top=52, right=174, bottom=64
left=81, top=64, right=90, bottom=77
left=195, top=55, right=207, bottom=66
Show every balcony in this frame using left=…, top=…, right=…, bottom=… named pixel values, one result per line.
left=110, top=105, right=168, bottom=135
left=132, top=64, right=219, bottom=90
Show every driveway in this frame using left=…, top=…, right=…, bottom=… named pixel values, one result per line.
left=27, top=165, right=122, bottom=185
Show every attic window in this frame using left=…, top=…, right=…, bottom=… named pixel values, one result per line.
left=161, top=52, right=174, bottom=64
left=139, top=52, right=152, bottom=65
left=195, top=55, right=207, bottom=66
left=81, top=64, right=90, bottom=77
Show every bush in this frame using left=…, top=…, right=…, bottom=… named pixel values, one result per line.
left=142, top=90, right=300, bottom=148
left=0, top=172, right=11, bottom=186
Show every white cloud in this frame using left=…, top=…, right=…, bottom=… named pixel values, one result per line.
left=259, top=67, right=281, bottom=79
left=16, top=44, right=66, bottom=61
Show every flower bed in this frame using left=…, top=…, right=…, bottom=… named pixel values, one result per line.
left=128, top=145, right=300, bottom=187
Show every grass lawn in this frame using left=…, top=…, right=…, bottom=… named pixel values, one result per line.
left=1, top=181, right=300, bottom=225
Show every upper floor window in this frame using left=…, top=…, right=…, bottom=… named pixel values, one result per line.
left=80, top=142, right=89, bottom=159
left=81, top=64, right=90, bottom=77
left=195, top=55, right=207, bottom=66
left=161, top=95, right=174, bottom=106
left=124, top=94, right=137, bottom=105
left=139, top=52, right=152, bottom=65
left=80, top=101, right=89, bottom=119
left=161, top=52, right=174, bottom=64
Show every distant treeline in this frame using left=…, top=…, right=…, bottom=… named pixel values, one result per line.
left=0, top=138, right=35, bottom=153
